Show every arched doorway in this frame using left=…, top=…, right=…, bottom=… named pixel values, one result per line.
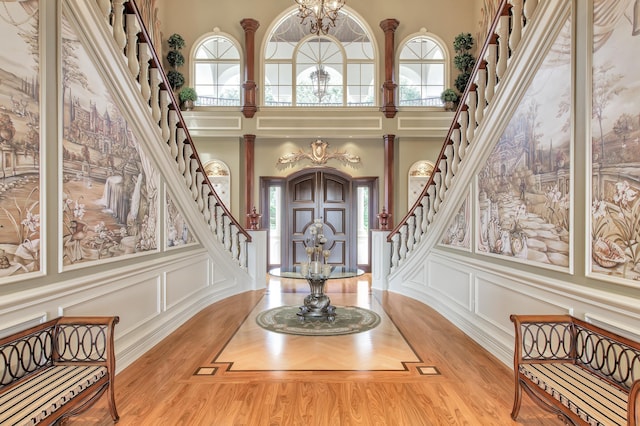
left=260, top=168, right=377, bottom=272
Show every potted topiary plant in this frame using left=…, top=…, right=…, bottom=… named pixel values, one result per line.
left=440, top=88, right=459, bottom=111
left=452, top=32, right=475, bottom=94
left=179, top=87, right=197, bottom=110
left=166, top=33, right=186, bottom=91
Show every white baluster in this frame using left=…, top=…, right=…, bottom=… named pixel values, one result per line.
left=459, top=110, right=469, bottom=152
left=414, top=205, right=423, bottom=243
left=427, top=186, right=436, bottom=223
left=182, top=143, right=193, bottom=185
left=523, top=0, right=538, bottom=27
left=167, top=109, right=178, bottom=159
left=150, top=69, right=162, bottom=123
left=125, top=13, right=141, bottom=79
left=398, top=226, right=408, bottom=265
left=452, top=126, right=464, bottom=162
left=208, top=196, right=217, bottom=232
left=406, top=216, right=415, bottom=254
left=496, top=13, right=510, bottom=80
left=485, top=43, right=497, bottom=103
left=190, top=159, right=199, bottom=200
left=176, top=128, right=186, bottom=172
left=159, top=91, right=170, bottom=143
left=201, top=182, right=210, bottom=215
left=238, top=233, right=247, bottom=268
left=195, top=175, right=205, bottom=212
left=509, top=0, right=524, bottom=52
left=139, top=43, right=152, bottom=104
left=476, top=68, right=487, bottom=124
left=231, top=225, right=239, bottom=264
left=216, top=206, right=224, bottom=242
left=224, top=216, right=232, bottom=252
left=421, top=195, right=430, bottom=232
left=467, top=90, right=477, bottom=142
left=390, top=233, right=400, bottom=272
left=111, top=0, right=126, bottom=53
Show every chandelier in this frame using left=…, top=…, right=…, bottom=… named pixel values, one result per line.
left=310, top=65, right=330, bottom=101
left=295, top=0, right=345, bottom=35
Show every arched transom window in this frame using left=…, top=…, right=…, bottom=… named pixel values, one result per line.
left=192, top=32, right=242, bottom=106
left=398, top=34, right=447, bottom=107
left=264, top=8, right=376, bottom=107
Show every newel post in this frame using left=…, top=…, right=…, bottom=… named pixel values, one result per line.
left=241, top=18, right=259, bottom=118
left=380, top=19, right=399, bottom=118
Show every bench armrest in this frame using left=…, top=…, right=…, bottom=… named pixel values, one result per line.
left=631, top=380, right=640, bottom=425
left=54, top=316, right=119, bottom=367
left=510, top=314, right=575, bottom=364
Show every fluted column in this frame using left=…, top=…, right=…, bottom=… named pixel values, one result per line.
left=241, top=18, right=260, bottom=118
left=380, top=19, right=399, bottom=118
left=383, top=134, right=395, bottom=228
left=243, top=134, right=256, bottom=228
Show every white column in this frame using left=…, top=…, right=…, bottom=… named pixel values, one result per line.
left=371, top=230, right=391, bottom=290
left=247, top=230, right=268, bottom=290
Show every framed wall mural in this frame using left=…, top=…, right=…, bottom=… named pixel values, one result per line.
left=589, top=0, right=640, bottom=283
left=166, top=188, right=197, bottom=249
left=0, top=0, right=42, bottom=281
left=439, top=188, right=471, bottom=251
left=477, top=15, right=572, bottom=270
left=61, top=14, right=159, bottom=269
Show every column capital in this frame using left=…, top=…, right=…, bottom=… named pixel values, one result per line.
left=240, top=18, right=260, bottom=33
left=379, top=18, right=399, bottom=33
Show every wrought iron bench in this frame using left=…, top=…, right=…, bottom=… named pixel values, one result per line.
left=510, top=314, right=640, bottom=426
left=0, top=316, right=119, bottom=425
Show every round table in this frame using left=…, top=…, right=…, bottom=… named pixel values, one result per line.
left=269, top=266, right=364, bottom=322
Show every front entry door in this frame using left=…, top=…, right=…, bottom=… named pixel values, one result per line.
left=286, top=170, right=354, bottom=268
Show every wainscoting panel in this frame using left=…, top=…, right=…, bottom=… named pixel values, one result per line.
left=165, top=257, right=210, bottom=310
left=428, top=259, right=472, bottom=311
left=59, top=275, right=162, bottom=338
left=474, top=276, right=574, bottom=345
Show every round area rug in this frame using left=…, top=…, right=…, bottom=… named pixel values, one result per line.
left=256, top=305, right=381, bottom=336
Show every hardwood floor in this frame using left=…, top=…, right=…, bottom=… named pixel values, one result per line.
left=68, top=274, right=560, bottom=425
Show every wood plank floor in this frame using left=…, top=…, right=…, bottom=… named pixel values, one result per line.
left=68, top=274, right=560, bottom=425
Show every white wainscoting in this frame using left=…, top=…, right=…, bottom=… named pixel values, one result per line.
left=0, top=248, right=250, bottom=373
left=388, top=249, right=640, bottom=367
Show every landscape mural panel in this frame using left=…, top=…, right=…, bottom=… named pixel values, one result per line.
left=0, top=1, right=41, bottom=281
left=61, top=13, right=159, bottom=268
left=166, top=189, right=197, bottom=248
left=440, top=190, right=470, bottom=251
left=590, top=0, right=640, bottom=282
left=476, top=16, right=571, bottom=269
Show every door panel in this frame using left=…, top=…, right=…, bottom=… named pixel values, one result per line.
left=285, top=170, right=353, bottom=268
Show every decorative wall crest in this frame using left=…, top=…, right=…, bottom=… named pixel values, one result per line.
left=277, top=139, right=360, bottom=167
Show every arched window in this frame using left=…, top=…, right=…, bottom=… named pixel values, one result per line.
left=263, top=8, right=376, bottom=107
left=191, top=31, right=242, bottom=107
left=398, top=33, right=447, bottom=107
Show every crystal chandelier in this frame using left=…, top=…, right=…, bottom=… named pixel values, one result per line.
left=310, top=65, right=330, bottom=101
left=295, top=0, right=346, bottom=35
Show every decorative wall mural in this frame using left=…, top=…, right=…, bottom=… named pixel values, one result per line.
left=0, top=0, right=41, bottom=280
left=166, top=190, right=196, bottom=248
left=590, top=0, right=640, bottom=282
left=61, top=14, right=159, bottom=268
left=203, top=159, right=230, bottom=209
left=440, top=190, right=470, bottom=251
left=477, top=16, right=571, bottom=268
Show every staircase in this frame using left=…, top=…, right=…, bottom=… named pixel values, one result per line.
left=385, top=0, right=572, bottom=284
left=65, top=0, right=252, bottom=279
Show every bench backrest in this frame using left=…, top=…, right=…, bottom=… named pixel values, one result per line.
left=0, top=317, right=114, bottom=389
left=574, top=321, right=640, bottom=392
left=0, top=320, right=57, bottom=388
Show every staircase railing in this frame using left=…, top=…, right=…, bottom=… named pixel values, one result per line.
left=386, top=0, right=539, bottom=271
left=95, top=0, right=251, bottom=267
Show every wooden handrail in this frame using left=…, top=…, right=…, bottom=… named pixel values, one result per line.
left=124, top=0, right=251, bottom=243
left=387, top=0, right=510, bottom=241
